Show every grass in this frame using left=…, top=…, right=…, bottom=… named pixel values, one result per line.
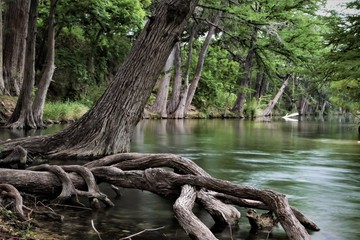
left=43, top=101, right=89, bottom=122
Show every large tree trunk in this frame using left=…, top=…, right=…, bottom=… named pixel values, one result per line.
left=7, top=0, right=38, bottom=129
left=32, top=0, right=57, bottom=127
left=2, top=0, right=199, bottom=159
left=150, top=46, right=176, bottom=118
left=184, top=11, right=222, bottom=114
left=261, top=74, right=291, bottom=117
left=3, top=0, right=30, bottom=96
left=232, top=30, right=257, bottom=118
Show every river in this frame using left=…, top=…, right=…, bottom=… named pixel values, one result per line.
left=1, top=118, right=359, bottom=240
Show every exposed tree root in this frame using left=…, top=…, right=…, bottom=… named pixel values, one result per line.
left=174, top=185, right=217, bottom=240
left=0, top=183, right=25, bottom=220
left=0, top=153, right=320, bottom=239
left=0, top=145, right=29, bottom=169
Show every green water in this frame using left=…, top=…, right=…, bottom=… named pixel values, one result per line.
left=1, top=119, right=359, bottom=239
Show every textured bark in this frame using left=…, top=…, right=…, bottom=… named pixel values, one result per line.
left=33, top=0, right=57, bottom=127
left=3, top=0, right=30, bottom=96
left=0, top=0, right=5, bottom=94
left=261, top=74, right=291, bottom=117
left=184, top=11, right=222, bottom=114
left=7, top=0, right=38, bottom=129
left=167, top=42, right=183, bottom=115
left=0, top=164, right=316, bottom=240
left=150, top=46, right=176, bottom=118
left=2, top=0, right=199, bottom=159
left=171, top=27, right=196, bottom=119
left=174, top=185, right=217, bottom=240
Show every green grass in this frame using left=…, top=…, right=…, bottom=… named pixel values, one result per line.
left=43, top=101, right=89, bottom=121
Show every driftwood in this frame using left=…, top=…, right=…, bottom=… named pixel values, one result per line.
left=0, top=153, right=319, bottom=239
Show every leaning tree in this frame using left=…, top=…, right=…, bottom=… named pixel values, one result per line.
left=0, top=0, right=319, bottom=239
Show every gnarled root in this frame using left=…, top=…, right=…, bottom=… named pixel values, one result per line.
left=0, top=183, right=25, bottom=220
left=174, top=185, right=217, bottom=240
left=28, top=164, right=114, bottom=209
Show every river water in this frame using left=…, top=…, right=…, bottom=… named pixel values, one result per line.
left=1, top=118, right=359, bottom=240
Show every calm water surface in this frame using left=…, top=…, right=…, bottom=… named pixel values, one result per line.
left=1, top=118, right=359, bottom=240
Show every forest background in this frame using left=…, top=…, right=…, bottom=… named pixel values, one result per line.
left=0, top=0, right=359, bottom=128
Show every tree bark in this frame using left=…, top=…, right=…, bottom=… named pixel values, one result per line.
left=174, top=185, right=217, bottom=240
left=0, top=160, right=317, bottom=240
left=261, top=74, right=291, bottom=117
left=32, top=0, right=58, bottom=127
left=150, top=46, right=176, bottom=118
left=167, top=42, right=183, bottom=115
left=184, top=10, right=222, bottom=115
left=253, top=67, right=266, bottom=100
left=2, top=0, right=199, bottom=159
left=0, top=0, right=5, bottom=94
left=7, top=0, right=38, bottom=129
left=232, top=29, right=257, bottom=118
left=171, top=25, right=196, bottom=119
left=3, top=0, right=30, bottom=96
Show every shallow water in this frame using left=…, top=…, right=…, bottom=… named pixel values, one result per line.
left=1, top=118, right=359, bottom=239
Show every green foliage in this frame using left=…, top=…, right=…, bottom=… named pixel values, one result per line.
left=321, top=0, right=360, bottom=113
left=37, top=0, right=147, bottom=101
left=329, top=79, right=360, bottom=112
left=192, top=45, right=239, bottom=110
left=43, top=101, right=89, bottom=121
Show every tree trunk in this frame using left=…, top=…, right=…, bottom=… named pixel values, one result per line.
left=32, top=0, right=57, bottom=127
left=0, top=0, right=5, bottom=94
left=261, top=74, right=291, bottom=117
left=2, top=0, right=199, bottom=159
left=184, top=11, right=222, bottom=115
left=3, top=0, right=30, bottom=96
left=232, top=30, right=257, bottom=118
left=171, top=25, right=196, bottom=119
left=253, top=67, right=266, bottom=100
left=7, top=0, right=38, bottom=129
left=167, top=42, right=182, bottom=115
left=150, top=46, right=176, bottom=118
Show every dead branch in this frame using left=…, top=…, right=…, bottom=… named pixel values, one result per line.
left=119, top=226, right=165, bottom=240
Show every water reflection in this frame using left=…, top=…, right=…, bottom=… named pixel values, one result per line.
left=131, top=119, right=360, bottom=240
left=0, top=119, right=359, bottom=239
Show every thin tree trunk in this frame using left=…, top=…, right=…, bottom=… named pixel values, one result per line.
left=150, top=46, right=176, bottom=118
left=167, top=42, right=182, bottom=115
left=320, top=100, right=327, bottom=115
left=0, top=0, right=5, bottom=94
left=261, top=74, right=291, bottom=117
left=253, top=67, right=266, bottom=100
left=7, top=0, right=38, bottom=129
left=32, top=0, right=57, bottom=127
left=171, top=25, right=196, bottom=119
left=184, top=10, right=222, bottom=114
left=3, top=0, right=30, bottom=96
